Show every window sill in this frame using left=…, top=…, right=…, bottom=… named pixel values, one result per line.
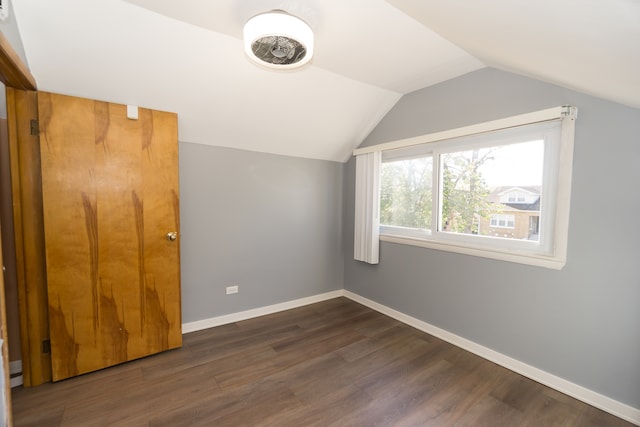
left=380, top=234, right=566, bottom=270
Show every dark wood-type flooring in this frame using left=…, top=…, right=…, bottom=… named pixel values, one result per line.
left=12, top=297, right=634, bottom=426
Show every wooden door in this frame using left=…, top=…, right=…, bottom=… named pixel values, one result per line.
left=38, top=92, right=181, bottom=381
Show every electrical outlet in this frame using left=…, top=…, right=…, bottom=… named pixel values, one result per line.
left=226, top=285, right=239, bottom=295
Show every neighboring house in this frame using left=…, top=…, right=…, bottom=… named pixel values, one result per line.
left=481, top=186, right=541, bottom=241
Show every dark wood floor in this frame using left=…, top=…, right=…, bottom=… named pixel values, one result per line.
left=12, top=297, right=634, bottom=426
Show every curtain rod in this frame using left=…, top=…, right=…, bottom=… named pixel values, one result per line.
left=353, top=105, right=577, bottom=157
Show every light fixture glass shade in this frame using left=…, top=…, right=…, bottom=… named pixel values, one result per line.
left=243, top=11, right=314, bottom=70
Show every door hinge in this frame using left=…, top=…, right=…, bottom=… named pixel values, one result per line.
left=42, top=339, right=50, bottom=354
left=30, top=119, right=39, bottom=136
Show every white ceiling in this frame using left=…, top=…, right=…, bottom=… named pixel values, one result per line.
left=388, top=0, right=640, bottom=111
left=10, top=0, right=640, bottom=162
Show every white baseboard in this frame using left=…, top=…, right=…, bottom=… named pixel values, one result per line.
left=343, top=290, right=640, bottom=426
left=182, top=290, right=344, bottom=333
left=9, top=360, right=22, bottom=388
left=10, top=375, right=22, bottom=388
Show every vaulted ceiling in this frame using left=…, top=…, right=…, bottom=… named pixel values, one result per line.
left=11, top=0, right=640, bottom=162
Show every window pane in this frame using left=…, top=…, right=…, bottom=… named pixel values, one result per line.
left=380, top=156, right=432, bottom=230
left=441, top=140, right=543, bottom=240
left=490, top=214, right=516, bottom=229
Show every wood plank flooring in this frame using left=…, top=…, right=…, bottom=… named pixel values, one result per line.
left=11, top=297, right=634, bottom=426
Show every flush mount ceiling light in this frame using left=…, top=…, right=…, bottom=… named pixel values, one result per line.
left=243, top=10, right=314, bottom=70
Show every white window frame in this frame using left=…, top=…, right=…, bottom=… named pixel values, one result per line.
left=353, top=106, right=577, bottom=270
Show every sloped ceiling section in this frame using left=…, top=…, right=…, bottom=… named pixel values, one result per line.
left=388, top=0, right=640, bottom=109
left=11, top=0, right=483, bottom=162
left=13, top=1, right=636, bottom=162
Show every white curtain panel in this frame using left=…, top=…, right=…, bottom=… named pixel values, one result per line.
left=354, top=151, right=380, bottom=264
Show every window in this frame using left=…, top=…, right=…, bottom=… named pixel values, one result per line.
left=490, top=214, right=515, bottom=229
left=353, top=106, right=577, bottom=269
left=439, top=137, right=543, bottom=240
left=508, top=192, right=526, bottom=203
left=380, top=146, right=432, bottom=238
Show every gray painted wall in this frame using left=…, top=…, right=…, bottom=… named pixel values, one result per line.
left=344, top=68, right=640, bottom=408
left=179, top=143, right=344, bottom=323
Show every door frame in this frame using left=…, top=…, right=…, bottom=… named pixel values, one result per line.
left=6, top=88, right=50, bottom=388
left=0, top=28, right=40, bottom=426
left=0, top=33, right=49, bottom=388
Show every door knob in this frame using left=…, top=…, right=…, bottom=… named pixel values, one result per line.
left=166, top=232, right=178, bottom=241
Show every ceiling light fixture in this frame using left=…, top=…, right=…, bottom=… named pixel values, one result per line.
left=243, top=10, right=314, bottom=70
